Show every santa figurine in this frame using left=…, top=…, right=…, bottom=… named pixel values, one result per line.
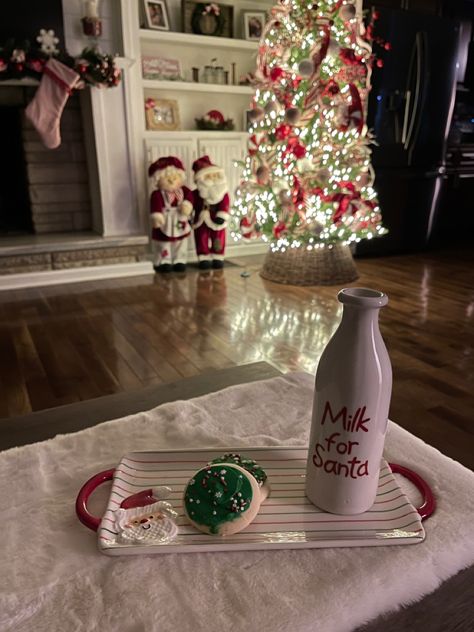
left=149, top=156, right=194, bottom=272
left=192, top=155, right=230, bottom=270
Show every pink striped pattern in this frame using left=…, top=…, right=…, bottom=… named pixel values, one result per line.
left=98, top=448, right=424, bottom=555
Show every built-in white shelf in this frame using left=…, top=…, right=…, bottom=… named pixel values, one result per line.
left=142, top=78, right=253, bottom=94
left=139, top=29, right=258, bottom=51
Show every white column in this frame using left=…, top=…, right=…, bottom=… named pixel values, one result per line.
left=85, top=57, right=144, bottom=236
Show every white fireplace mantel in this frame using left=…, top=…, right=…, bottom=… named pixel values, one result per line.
left=81, top=56, right=146, bottom=238
left=62, top=0, right=147, bottom=241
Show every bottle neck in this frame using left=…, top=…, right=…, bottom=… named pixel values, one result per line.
left=338, top=304, right=381, bottom=333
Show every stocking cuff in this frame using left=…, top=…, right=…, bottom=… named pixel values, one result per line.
left=44, top=58, right=80, bottom=94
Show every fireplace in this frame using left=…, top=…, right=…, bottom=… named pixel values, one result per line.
left=0, top=5, right=153, bottom=286
left=0, top=104, right=31, bottom=233
left=0, top=85, right=93, bottom=236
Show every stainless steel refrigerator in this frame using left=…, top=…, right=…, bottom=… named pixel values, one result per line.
left=356, top=8, right=461, bottom=255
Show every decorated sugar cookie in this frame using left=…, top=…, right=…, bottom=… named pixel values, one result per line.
left=184, top=456, right=270, bottom=536
left=209, top=453, right=268, bottom=486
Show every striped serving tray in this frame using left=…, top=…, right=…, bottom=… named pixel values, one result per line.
left=98, top=447, right=425, bottom=555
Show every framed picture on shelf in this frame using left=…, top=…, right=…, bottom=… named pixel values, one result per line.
left=243, top=11, right=266, bottom=41
left=143, top=0, right=171, bottom=31
left=243, top=109, right=253, bottom=131
left=145, top=98, right=180, bottom=131
left=182, top=1, right=233, bottom=38
left=142, top=56, right=183, bottom=81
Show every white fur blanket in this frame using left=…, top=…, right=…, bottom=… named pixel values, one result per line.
left=1, top=372, right=473, bottom=632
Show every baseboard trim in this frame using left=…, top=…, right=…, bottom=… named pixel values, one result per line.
left=0, top=261, right=154, bottom=290
left=0, top=242, right=268, bottom=290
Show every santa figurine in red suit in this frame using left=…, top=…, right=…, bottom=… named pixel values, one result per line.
left=149, top=156, right=194, bottom=273
left=192, top=155, right=230, bottom=270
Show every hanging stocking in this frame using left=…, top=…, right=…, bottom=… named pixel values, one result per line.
left=25, top=58, right=80, bottom=149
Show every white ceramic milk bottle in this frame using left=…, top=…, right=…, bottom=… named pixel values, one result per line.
left=305, top=288, right=392, bottom=515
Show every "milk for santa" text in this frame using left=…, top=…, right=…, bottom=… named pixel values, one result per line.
left=311, top=402, right=371, bottom=478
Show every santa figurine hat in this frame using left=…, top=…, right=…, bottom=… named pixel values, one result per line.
left=192, top=155, right=223, bottom=181
left=148, top=155, right=185, bottom=178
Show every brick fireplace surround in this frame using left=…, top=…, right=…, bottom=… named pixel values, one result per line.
left=22, top=91, right=93, bottom=235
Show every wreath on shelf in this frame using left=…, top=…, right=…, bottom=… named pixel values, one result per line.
left=0, top=30, right=120, bottom=88
left=191, top=3, right=225, bottom=37
left=196, top=109, right=234, bottom=131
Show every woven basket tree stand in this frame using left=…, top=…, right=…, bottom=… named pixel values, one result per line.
left=260, top=242, right=359, bottom=286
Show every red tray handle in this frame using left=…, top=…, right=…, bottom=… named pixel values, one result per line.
left=75, top=468, right=115, bottom=531
left=389, top=462, right=436, bottom=521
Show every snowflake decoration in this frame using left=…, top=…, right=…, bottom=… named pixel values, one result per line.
left=36, top=29, right=60, bottom=56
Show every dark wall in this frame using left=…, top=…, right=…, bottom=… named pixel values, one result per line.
left=0, top=0, right=64, bottom=49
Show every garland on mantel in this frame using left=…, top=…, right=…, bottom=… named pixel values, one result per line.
left=0, top=30, right=121, bottom=88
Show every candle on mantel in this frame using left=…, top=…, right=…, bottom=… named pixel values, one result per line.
left=84, top=1, right=98, bottom=18
left=82, top=0, right=102, bottom=37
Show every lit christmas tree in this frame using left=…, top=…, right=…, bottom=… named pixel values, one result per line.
left=232, top=0, right=387, bottom=280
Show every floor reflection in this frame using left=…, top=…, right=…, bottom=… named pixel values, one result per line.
left=229, top=276, right=341, bottom=373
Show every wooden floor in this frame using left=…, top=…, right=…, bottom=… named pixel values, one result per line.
left=0, top=248, right=473, bottom=468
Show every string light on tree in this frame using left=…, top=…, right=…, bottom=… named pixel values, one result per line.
left=232, top=0, right=388, bottom=250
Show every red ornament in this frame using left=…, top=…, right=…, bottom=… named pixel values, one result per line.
left=275, top=124, right=291, bottom=140
left=292, top=143, right=306, bottom=159
left=78, top=63, right=88, bottom=75
left=270, top=67, right=284, bottom=81
left=384, top=42, right=391, bottom=51
left=372, top=10, right=380, bottom=19
left=376, top=59, right=384, bottom=68
left=0, top=59, right=7, bottom=72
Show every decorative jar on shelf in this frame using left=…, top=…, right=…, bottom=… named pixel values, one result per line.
left=202, top=65, right=213, bottom=83
left=214, top=66, right=225, bottom=84
left=305, top=287, right=393, bottom=515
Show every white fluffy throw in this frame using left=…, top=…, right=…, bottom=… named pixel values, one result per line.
left=1, top=373, right=473, bottom=632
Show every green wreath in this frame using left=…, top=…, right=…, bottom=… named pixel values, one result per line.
left=191, top=3, right=225, bottom=37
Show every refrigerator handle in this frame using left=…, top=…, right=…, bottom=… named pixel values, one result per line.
left=401, top=90, right=411, bottom=144
left=404, top=32, right=423, bottom=152
left=406, top=32, right=428, bottom=163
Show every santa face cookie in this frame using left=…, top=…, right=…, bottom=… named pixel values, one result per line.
left=114, top=501, right=178, bottom=545
left=184, top=459, right=269, bottom=536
